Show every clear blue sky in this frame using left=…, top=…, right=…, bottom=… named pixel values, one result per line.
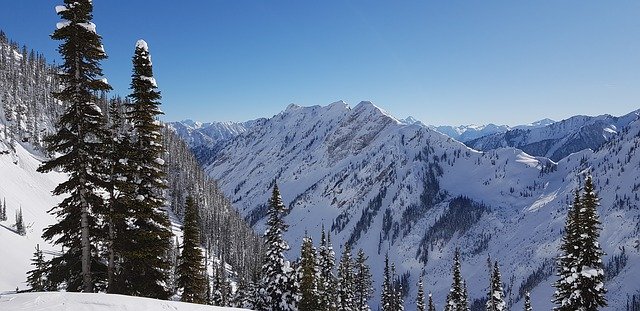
left=2, top=1, right=639, bottom=125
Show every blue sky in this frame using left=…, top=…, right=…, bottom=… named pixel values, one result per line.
left=2, top=1, right=639, bottom=125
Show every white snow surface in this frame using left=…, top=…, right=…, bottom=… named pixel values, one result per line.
left=0, top=292, right=249, bottom=311
left=136, top=39, right=149, bottom=51
left=202, top=101, right=640, bottom=310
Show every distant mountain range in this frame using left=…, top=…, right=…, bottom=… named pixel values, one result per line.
left=172, top=101, right=640, bottom=310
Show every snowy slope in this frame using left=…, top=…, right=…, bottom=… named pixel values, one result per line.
left=0, top=139, right=66, bottom=291
left=167, top=119, right=264, bottom=149
left=0, top=292, right=249, bottom=311
left=204, top=101, right=640, bottom=310
left=466, top=111, right=640, bottom=161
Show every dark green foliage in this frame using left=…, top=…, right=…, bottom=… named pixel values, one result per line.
left=39, top=0, right=111, bottom=293
left=428, top=292, right=436, bottom=311
left=26, top=244, right=48, bottom=291
left=381, top=255, right=404, bottom=311
left=260, top=183, right=299, bottom=311
left=176, top=195, right=207, bottom=304
left=524, top=292, right=532, bottom=311
left=354, top=249, right=373, bottom=311
left=553, top=176, right=607, bottom=310
left=299, top=235, right=320, bottom=311
left=118, top=40, right=172, bottom=299
left=0, top=198, right=6, bottom=221
left=337, top=243, right=355, bottom=311
left=485, top=262, right=505, bottom=311
left=317, top=226, right=338, bottom=311
left=445, top=249, right=469, bottom=311
left=15, top=206, right=25, bottom=235
left=416, top=275, right=426, bottom=311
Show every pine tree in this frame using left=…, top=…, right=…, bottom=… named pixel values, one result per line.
left=0, top=197, right=6, bottom=221
left=318, top=226, right=337, bottom=311
left=299, top=234, right=320, bottom=311
left=176, top=195, right=207, bottom=304
left=524, top=292, right=532, bottom=311
left=337, top=243, right=355, bottom=311
left=428, top=292, right=436, bottom=311
left=445, top=249, right=469, bottom=311
left=39, top=0, right=111, bottom=293
left=354, top=249, right=373, bottom=311
left=416, top=275, right=426, bottom=311
left=26, top=244, right=47, bottom=291
left=120, top=39, right=172, bottom=299
left=381, top=254, right=393, bottom=311
left=553, top=176, right=607, bottom=310
left=391, top=263, right=404, bottom=311
left=486, top=262, right=505, bottom=311
left=260, top=183, right=299, bottom=311
left=15, top=206, right=25, bottom=235
left=576, top=175, right=607, bottom=309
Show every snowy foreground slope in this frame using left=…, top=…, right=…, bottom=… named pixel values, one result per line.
left=203, top=101, right=640, bottom=310
left=0, top=140, right=66, bottom=291
left=0, top=292, right=249, bottom=311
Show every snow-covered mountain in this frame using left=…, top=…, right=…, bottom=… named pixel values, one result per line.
left=429, top=118, right=555, bottom=143
left=167, top=119, right=263, bottom=149
left=203, top=100, right=640, bottom=310
left=466, top=111, right=640, bottom=161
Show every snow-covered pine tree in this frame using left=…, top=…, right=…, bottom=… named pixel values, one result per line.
left=260, top=183, right=299, bottom=311
left=299, top=234, right=320, bottom=311
left=212, top=264, right=225, bottom=306
left=39, top=0, right=111, bottom=293
left=576, top=175, right=607, bottom=309
left=445, top=249, right=469, bottom=311
left=1, top=198, right=6, bottom=221
left=26, top=244, right=47, bottom=291
left=337, top=243, right=355, bottom=311
left=524, top=292, right=532, bottom=311
left=485, top=262, right=505, bottom=311
left=416, top=275, right=426, bottom=311
left=317, top=226, right=338, bottom=311
left=381, top=254, right=393, bottom=311
left=15, top=206, right=25, bottom=235
left=176, top=195, right=207, bottom=304
left=391, top=263, right=404, bottom=311
left=354, top=248, right=373, bottom=311
left=553, top=189, right=582, bottom=310
left=120, top=39, right=172, bottom=299
left=428, top=292, right=436, bottom=311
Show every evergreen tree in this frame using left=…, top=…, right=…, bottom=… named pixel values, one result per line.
left=299, top=234, right=320, bottom=311
left=354, top=248, right=373, bottom=311
left=486, top=262, right=505, bottom=311
left=260, top=183, right=299, bottom=311
left=577, top=175, right=607, bottom=309
left=1, top=197, right=6, bottom=221
left=26, top=244, right=47, bottom=291
left=381, top=254, right=393, bottom=311
left=524, top=292, right=532, bottom=311
left=176, top=195, right=207, bottom=304
left=391, top=263, right=404, bottom=311
left=39, top=0, right=111, bottom=292
left=119, top=39, right=172, bottom=299
left=445, top=249, right=469, bottom=311
left=416, top=275, right=426, bottom=311
left=318, top=226, right=338, bottom=311
left=337, top=243, right=355, bottom=311
left=553, top=176, right=607, bottom=310
left=15, top=206, right=25, bottom=235
left=428, top=292, right=436, bottom=311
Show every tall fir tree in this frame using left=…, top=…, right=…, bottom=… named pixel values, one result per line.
left=39, top=0, right=111, bottom=292
left=26, top=244, right=48, bottom=291
left=318, top=226, right=338, bottom=311
left=485, top=262, right=505, bottom=311
left=260, top=183, right=299, bottom=311
left=445, top=249, right=469, bottom=311
left=390, top=263, right=404, bottom=311
left=1, top=197, right=6, bottom=221
left=299, top=234, right=320, bottom=311
left=554, top=176, right=607, bottom=310
left=416, top=275, right=426, bottom=311
left=428, top=292, right=436, bottom=311
left=176, top=195, right=207, bottom=304
left=577, top=175, right=607, bottom=309
left=337, top=243, right=355, bottom=311
left=15, top=206, right=25, bottom=235
left=381, top=254, right=393, bottom=311
left=524, top=292, right=532, bottom=311
left=354, top=248, right=373, bottom=311
left=120, top=39, right=172, bottom=299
